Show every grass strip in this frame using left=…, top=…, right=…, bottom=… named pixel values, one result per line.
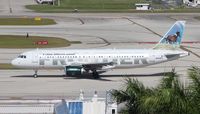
left=26, top=2, right=200, bottom=13
left=0, top=63, right=16, bottom=69
left=0, top=35, right=81, bottom=48
left=0, top=18, right=56, bottom=25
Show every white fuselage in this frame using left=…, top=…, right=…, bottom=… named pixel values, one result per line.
left=11, top=49, right=189, bottom=70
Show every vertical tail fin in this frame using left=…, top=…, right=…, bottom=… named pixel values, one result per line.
left=153, top=21, right=186, bottom=50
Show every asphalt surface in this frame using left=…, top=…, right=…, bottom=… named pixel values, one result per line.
left=0, top=0, right=200, bottom=99
left=0, top=0, right=35, bottom=14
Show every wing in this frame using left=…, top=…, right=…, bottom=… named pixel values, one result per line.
left=82, top=62, right=115, bottom=71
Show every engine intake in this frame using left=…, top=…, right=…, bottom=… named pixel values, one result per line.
left=65, top=66, right=84, bottom=76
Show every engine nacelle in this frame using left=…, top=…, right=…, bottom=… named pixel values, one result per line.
left=65, top=66, right=84, bottom=76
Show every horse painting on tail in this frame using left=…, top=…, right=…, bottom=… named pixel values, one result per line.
left=166, top=32, right=180, bottom=44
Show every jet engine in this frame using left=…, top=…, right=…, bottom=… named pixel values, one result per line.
left=65, top=66, right=84, bottom=76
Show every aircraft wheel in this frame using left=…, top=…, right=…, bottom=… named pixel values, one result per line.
left=34, top=74, right=38, bottom=78
left=34, top=70, right=38, bottom=78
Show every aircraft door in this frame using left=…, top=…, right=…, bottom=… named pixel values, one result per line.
left=148, top=53, right=164, bottom=64
left=32, top=52, right=39, bottom=67
left=148, top=53, right=156, bottom=64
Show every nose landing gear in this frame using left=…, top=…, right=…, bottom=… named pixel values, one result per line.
left=33, top=70, right=38, bottom=78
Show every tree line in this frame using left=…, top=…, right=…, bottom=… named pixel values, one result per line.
left=112, top=67, right=200, bottom=114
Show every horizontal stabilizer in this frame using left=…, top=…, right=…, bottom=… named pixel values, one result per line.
left=165, top=54, right=180, bottom=60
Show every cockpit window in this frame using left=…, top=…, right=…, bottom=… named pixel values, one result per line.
left=18, top=55, right=26, bottom=58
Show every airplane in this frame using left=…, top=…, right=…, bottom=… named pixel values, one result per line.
left=11, top=21, right=189, bottom=79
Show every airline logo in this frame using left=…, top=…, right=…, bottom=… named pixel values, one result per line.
left=154, top=21, right=185, bottom=49
left=160, top=21, right=185, bottom=45
left=38, top=58, right=149, bottom=66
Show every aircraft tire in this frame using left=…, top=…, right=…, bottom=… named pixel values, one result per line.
left=34, top=74, right=38, bottom=78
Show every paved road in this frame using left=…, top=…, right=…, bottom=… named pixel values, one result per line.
left=0, top=0, right=35, bottom=14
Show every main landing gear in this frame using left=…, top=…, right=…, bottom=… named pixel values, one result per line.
left=92, top=70, right=100, bottom=79
left=33, top=70, right=38, bottom=78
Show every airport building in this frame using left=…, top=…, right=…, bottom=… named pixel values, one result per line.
left=183, top=0, right=200, bottom=6
left=0, top=91, right=117, bottom=114
left=135, top=3, right=151, bottom=10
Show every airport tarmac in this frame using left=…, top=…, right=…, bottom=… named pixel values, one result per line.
left=0, top=14, right=200, bottom=63
left=0, top=0, right=35, bottom=13
left=0, top=50, right=199, bottom=99
left=0, top=0, right=200, bottom=99
left=0, top=43, right=199, bottom=99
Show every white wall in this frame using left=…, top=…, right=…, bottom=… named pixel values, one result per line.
left=0, top=104, right=54, bottom=113
left=83, top=101, right=106, bottom=114
left=136, top=5, right=149, bottom=10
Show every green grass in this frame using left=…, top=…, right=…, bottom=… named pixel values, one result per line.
left=0, top=18, right=56, bottom=25
left=25, top=0, right=200, bottom=13
left=25, top=6, right=200, bottom=13
left=26, top=0, right=145, bottom=12
left=0, top=35, right=81, bottom=48
left=0, top=63, right=15, bottom=69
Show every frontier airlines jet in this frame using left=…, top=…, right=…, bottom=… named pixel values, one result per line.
left=11, top=21, right=189, bottom=78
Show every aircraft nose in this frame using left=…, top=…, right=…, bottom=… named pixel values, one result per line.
left=11, top=59, right=19, bottom=66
